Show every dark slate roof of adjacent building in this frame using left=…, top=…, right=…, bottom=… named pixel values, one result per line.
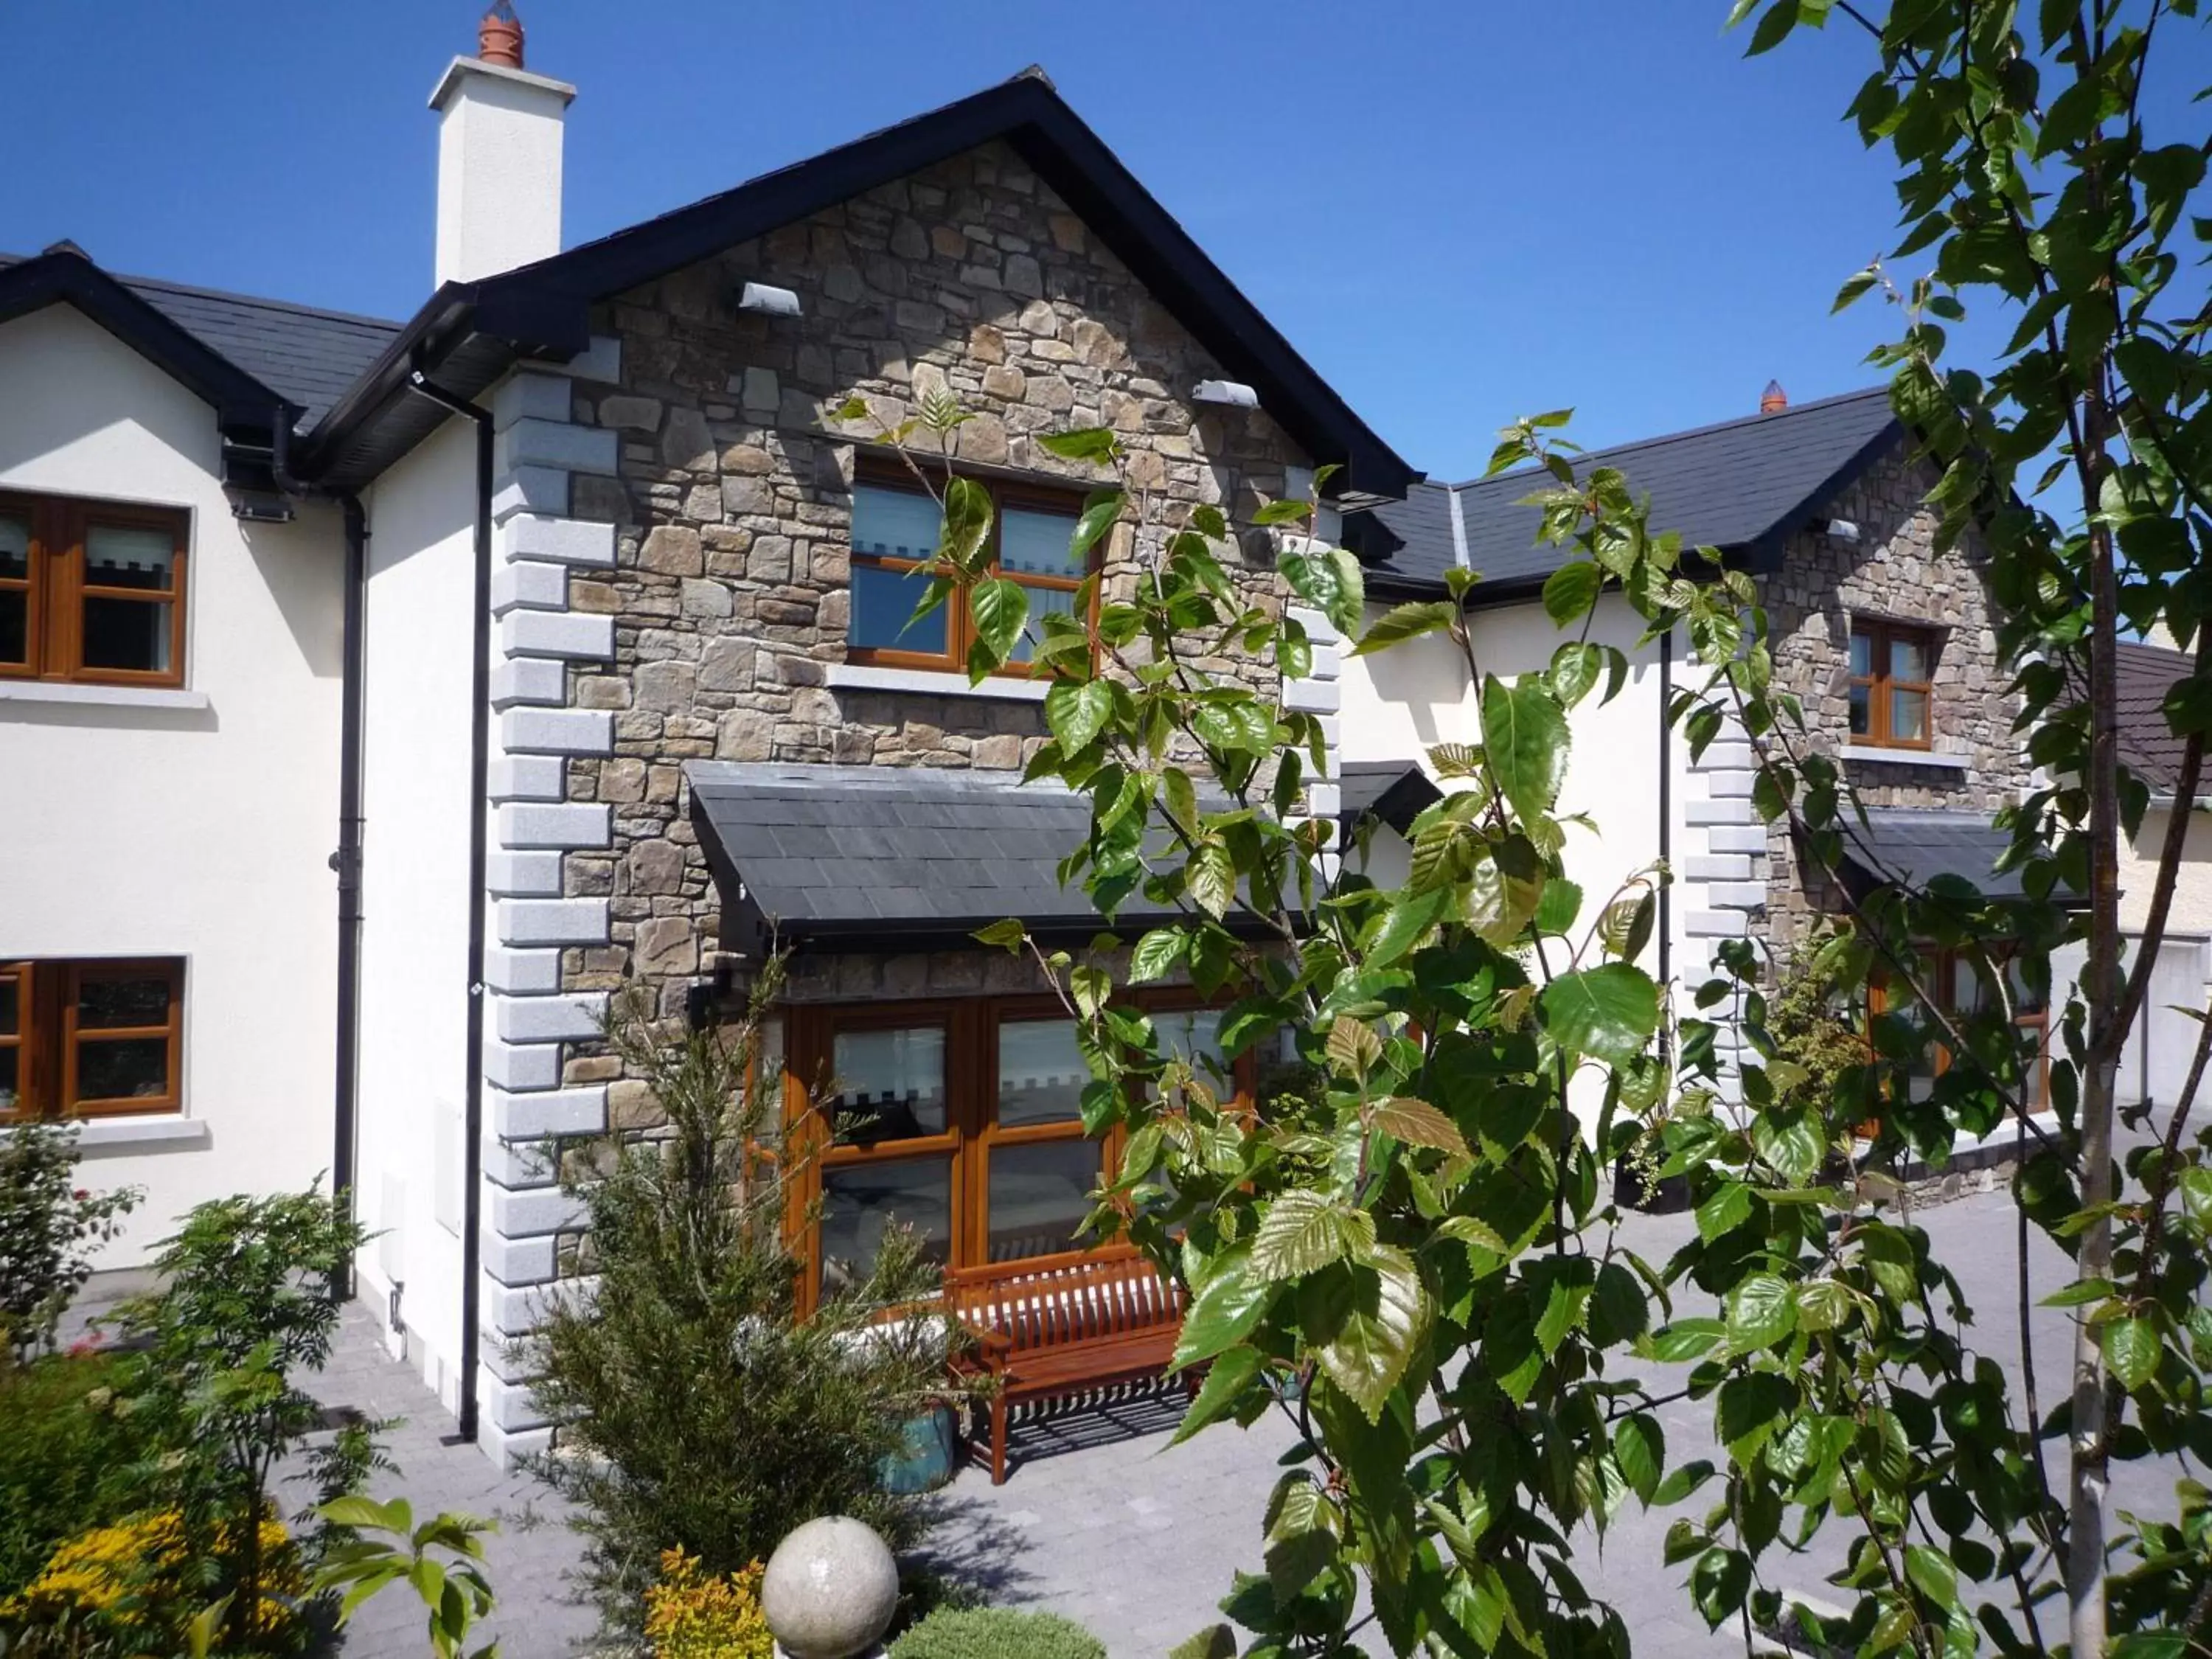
left=2110, top=639, right=2196, bottom=793
left=1358, top=386, right=1903, bottom=603
left=688, top=761, right=1274, bottom=952
left=0, top=251, right=401, bottom=429
left=1837, top=808, right=2025, bottom=900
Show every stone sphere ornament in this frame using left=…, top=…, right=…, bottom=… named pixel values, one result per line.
left=760, top=1515, right=900, bottom=1659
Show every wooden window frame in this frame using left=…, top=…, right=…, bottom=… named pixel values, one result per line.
left=783, top=990, right=1251, bottom=1312
left=0, top=958, right=185, bottom=1124
left=1847, top=617, right=1935, bottom=752
left=843, top=458, right=1097, bottom=680
left=0, top=491, right=189, bottom=689
left=1865, top=948, right=2048, bottom=1121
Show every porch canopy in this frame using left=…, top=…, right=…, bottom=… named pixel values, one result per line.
left=1832, top=807, right=2027, bottom=901
left=687, top=760, right=1285, bottom=956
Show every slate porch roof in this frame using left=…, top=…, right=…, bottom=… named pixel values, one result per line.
left=1338, top=760, right=1442, bottom=836
left=1835, top=808, right=2027, bottom=900
left=0, top=250, right=401, bottom=429
left=687, top=761, right=1276, bottom=954
left=1357, top=386, right=1902, bottom=604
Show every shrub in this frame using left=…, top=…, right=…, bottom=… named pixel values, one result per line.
left=888, top=1607, right=1106, bottom=1659
left=0, top=1351, right=160, bottom=1599
left=524, top=965, right=954, bottom=1628
left=0, top=1121, right=139, bottom=1361
left=642, top=1548, right=772, bottom=1659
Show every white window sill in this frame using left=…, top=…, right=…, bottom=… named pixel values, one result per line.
left=1840, top=744, right=1972, bottom=771
left=824, top=664, right=1049, bottom=703
left=4, top=1116, right=208, bottom=1153
left=0, top=682, right=209, bottom=712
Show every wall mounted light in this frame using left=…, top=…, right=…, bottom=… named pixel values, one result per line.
left=736, top=281, right=802, bottom=318
left=1823, top=518, right=1863, bottom=543
left=1194, top=378, right=1259, bottom=408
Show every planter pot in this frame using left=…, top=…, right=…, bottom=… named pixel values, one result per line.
left=1614, top=1155, right=1689, bottom=1215
left=878, top=1405, right=958, bottom=1494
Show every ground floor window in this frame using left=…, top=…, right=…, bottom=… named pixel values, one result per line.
left=1868, top=947, right=2048, bottom=1116
left=782, top=993, right=1242, bottom=1307
left=0, top=958, right=184, bottom=1123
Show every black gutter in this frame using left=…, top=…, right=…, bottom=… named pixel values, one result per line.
left=272, top=414, right=367, bottom=1303
left=401, top=371, right=495, bottom=1447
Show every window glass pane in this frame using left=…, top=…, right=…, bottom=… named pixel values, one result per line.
left=997, top=1018, right=1087, bottom=1127
left=0, top=1048, right=15, bottom=1116
left=1848, top=633, right=1872, bottom=678
left=75, top=1037, right=168, bottom=1102
left=849, top=484, right=942, bottom=562
left=77, top=974, right=171, bottom=1029
left=1006, top=582, right=1077, bottom=665
left=1888, top=687, right=1928, bottom=743
left=2008, top=957, right=2045, bottom=1015
left=80, top=596, right=172, bottom=674
left=985, top=1139, right=1102, bottom=1262
left=0, top=975, right=17, bottom=1034
left=0, top=512, right=27, bottom=581
left=1848, top=684, right=1871, bottom=736
left=830, top=1026, right=945, bottom=1146
left=1889, top=633, right=1930, bottom=682
left=1000, top=506, right=1085, bottom=579
left=849, top=562, right=947, bottom=655
left=0, top=592, right=23, bottom=667
left=819, top=1158, right=950, bottom=1293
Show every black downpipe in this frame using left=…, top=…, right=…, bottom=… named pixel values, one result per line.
left=273, top=412, right=369, bottom=1301
left=403, top=372, right=494, bottom=1445
left=331, top=498, right=368, bottom=1298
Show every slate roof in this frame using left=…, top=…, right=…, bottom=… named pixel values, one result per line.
left=1338, top=761, right=1441, bottom=835
left=0, top=251, right=400, bottom=428
left=1837, top=808, right=2024, bottom=900
left=1360, top=386, right=1902, bottom=602
left=688, top=761, right=1268, bottom=952
left=2111, top=639, right=2196, bottom=793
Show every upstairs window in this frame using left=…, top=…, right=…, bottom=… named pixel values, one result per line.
left=1848, top=619, right=1934, bottom=750
left=0, top=493, right=189, bottom=688
left=0, top=959, right=185, bottom=1123
left=844, top=461, right=1092, bottom=676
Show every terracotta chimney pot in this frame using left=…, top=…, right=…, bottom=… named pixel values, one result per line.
left=1760, top=379, right=1789, bottom=415
left=478, top=1, right=524, bottom=69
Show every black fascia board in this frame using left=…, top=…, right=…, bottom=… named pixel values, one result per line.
left=0, top=248, right=298, bottom=434
left=313, top=73, right=1414, bottom=502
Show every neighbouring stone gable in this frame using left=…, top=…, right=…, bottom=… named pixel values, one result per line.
left=552, top=139, right=1315, bottom=1027
left=1756, top=441, right=2032, bottom=963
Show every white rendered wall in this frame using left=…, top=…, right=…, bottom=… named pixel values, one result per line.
left=431, top=59, right=574, bottom=285
left=355, top=418, right=477, bottom=1415
left=0, top=305, right=342, bottom=1263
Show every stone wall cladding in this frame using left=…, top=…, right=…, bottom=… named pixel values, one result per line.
left=555, top=138, right=1314, bottom=1021
left=1753, top=441, right=2032, bottom=966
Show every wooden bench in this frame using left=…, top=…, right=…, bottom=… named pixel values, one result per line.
left=944, top=1251, right=1192, bottom=1484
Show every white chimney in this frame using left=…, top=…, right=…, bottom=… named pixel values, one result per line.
left=427, top=9, right=574, bottom=285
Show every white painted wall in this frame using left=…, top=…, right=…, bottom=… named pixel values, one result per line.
left=431, top=58, right=574, bottom=285
left=0, top=305, right=343, bottom=1263
left=355, top=417, right=478, bottom=1413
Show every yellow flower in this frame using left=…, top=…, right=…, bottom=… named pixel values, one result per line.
left=643, top=1548, right=775, bottom=1659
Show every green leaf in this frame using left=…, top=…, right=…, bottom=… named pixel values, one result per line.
left=1325, top=1015, right=1384, bottom=1079
left=1169, top=1346, right=1262, bottom=1446
left=1539, top=964, right=1659, bottom=1065
left=1189, top=504, right=1227, bottom=540
left=1367, top=1096, right=1470, bottom=1158
left=1904, top=1543, right=1958, bottom=1612
left=1166, top=1626, right=1237, bottom=1659
left=1542, top=560, right=1603, bottom=625
left=2105, top=1315, right=2160, bottom=1391
left=1037, top=428, right=1119, bottom=462
left=1130, top=927, right=1186, bottom=984
left=2180, top=1166, right=2212, bottom=1229
left=1551, top=641, right=1604, bottom=708
left=1254, top=498, right=1314, bottom=526
left=1832, top=266, right=1880, bottom=313
left=1751, top=1109, right=1824, bottom=1185
left=1725, top=1272, right=1797, bottom=1352
left=1353, top=599, right=1458, bottom=656
left=1438, top=1214, right=1509, bottom=1255
left=1070, top=490, right=1124, bottom=558
left=1480, top=673, right=1571, bottom=824
left=941, top=475, right=995, bottom=570
left=972, top=918, right=1027, bottom=951
left=1744, top=0, right=1796, bottom=55
left=1189, top=840, right=1236, bottom=919
left=1251, top=1190, right=1377, bottom=1281
left=1172, top=1248, right=1275, bottom=1370
left=1695, top=1180, right=1753, bottom=1242
left=967, top=577, right=1027, bottom=671
left=1315, top=1245, right=1430, bottom=1422
left=1615, top=1412, right=1664, bottom=1502
left=1044, top=678, right=1113, bottom=753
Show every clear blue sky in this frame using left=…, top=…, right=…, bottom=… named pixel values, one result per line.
left=0, top=2, right=2189, bottom=480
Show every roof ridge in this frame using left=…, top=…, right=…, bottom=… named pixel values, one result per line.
left=0, top=251, right=402, bottom=333
left=1449, top=385, right=1894, bottom=491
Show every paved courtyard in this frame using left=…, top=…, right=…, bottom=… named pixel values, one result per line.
left=229, top=1180, right=2183, bottom=1658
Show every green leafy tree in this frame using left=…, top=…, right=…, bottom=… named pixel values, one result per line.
left=313, top=1498, right=501, bottom=1659
left=0, top=1121, right=139, bottom=1363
